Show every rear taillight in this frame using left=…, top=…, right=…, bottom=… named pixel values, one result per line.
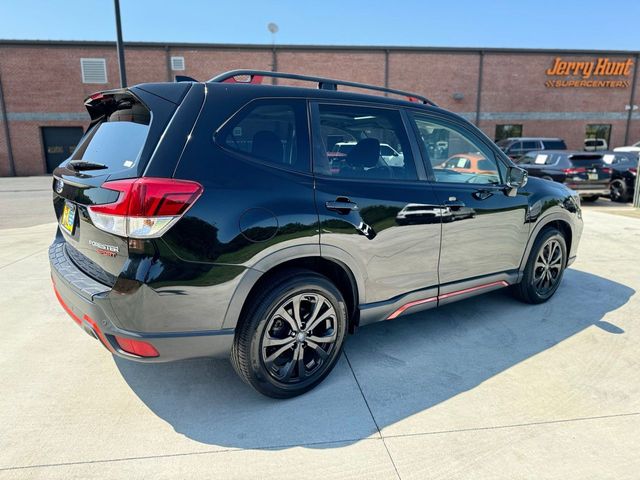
left=630, top=167, right=637, bottom=176
left=602, top=167, right=612, bottom=174
left=88, top=178, right=203, bottom=238
left=563, top=167, right=586, bottom=174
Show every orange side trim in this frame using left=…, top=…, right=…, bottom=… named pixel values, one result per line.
left=386, top=280, right=510, bottom=320
left=387, top=296, right=437, bottom=320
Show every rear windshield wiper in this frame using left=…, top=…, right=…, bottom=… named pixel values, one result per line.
left=67, top=160, right=108, bottom=171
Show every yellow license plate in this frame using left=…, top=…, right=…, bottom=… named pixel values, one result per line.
left=60, top=201, right=76, bottom=234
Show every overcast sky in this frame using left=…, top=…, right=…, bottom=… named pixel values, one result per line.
left=1, top=0, right=638, bottom=50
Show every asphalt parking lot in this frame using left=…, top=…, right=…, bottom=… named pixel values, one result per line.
left=1, top=176, right=639, bottom=479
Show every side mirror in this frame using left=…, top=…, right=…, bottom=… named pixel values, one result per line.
left=505, top=166, right=528, bottom=195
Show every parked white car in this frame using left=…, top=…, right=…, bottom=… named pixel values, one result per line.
left=584, top=138, right=608, bottom=151
left=613, top=140, right=640, bottom=154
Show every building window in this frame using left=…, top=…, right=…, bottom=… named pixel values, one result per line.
left=495, top=124, right=523, bottom=142
left=80, top=58, right=107, bottom=84
left=171, top=56, right=185, bottom=71
left=585, top=124, right=611, bottom=145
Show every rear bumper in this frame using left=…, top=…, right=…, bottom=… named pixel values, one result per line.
left=49, top=241, right=234, bottom=362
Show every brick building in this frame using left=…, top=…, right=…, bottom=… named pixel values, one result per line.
left=0, top=39, right=638, bottom=176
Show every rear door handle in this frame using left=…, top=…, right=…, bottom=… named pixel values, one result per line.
left=325, top=198, right=359, bottom=214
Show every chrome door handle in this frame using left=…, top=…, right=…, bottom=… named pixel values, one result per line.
left=325, top=198, right=359, bottom=214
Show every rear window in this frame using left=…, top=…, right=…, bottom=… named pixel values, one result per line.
left=72, top=101, right=150, bottom=171
left=570, top=155, right=605, bottom=167
left=542, top=139, right=567, bottom=150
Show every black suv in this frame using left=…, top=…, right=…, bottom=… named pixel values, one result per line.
left=515, top=151, right=611, bottom=201
left=605, top=151, right=638, bottom=203
left=50, top=70, right=583, bottom=398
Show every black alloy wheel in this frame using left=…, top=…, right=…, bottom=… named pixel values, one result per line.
left=532, top=238, right=563, bottom=296
left=512, top=228, right=567, bottom=304
left=261, top=292, right=338, bottom=383
left=232, top=270, right=347, bottom=398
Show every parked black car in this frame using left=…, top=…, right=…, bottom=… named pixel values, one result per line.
left=515, top=150, right=610, bottom=201
left=50, top=70, right=583, bottom=398
left=604, top=151, right=638, bottom=202
left=496, top=137, right=567, bottom=159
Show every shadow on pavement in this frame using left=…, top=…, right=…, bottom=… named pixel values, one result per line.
left=115, top=268, right=633, bottom=449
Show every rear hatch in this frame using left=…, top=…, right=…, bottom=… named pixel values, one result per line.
left=52, top=83, right=194, bottom=285
left=563, top=154, right=610, bottom=192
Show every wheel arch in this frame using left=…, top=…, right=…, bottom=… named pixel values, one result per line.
left=222, top=248, right=363, bottom=333
left=519, top=213, right=574, bottom=272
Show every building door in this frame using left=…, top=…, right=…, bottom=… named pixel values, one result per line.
left=42, top=127, right=83, bottom=173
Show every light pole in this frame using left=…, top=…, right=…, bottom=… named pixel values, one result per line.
left=114, top=0, right=127, bottom=87
left=268, top=22, right=279, bottom=84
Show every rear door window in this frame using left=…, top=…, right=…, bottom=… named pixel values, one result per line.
left=72, top=102, right=150, bottom=171
left=312, top=103, right=417, bottom=180
left=522, top=141, right=539, bottom=150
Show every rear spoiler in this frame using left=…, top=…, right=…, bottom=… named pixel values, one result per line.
left=83, top=83, right=191, bottom=126
left=175, top=75, right=197, bottom=82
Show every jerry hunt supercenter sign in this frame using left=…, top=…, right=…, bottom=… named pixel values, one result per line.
left=545, top=57, right=634, bottom=88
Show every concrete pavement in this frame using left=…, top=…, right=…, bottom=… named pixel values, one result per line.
left=0, top=177, right=639, bottom=479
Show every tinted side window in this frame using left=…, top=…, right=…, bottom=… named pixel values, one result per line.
left=313, top=104, right=417, bottom=180
left=508, top=142, right=523, bottom=153
left=522, top=141, right=539, bottom=150
left=216, top=100, right=308, bottom=172
left=411, top=114, right=502, bottom=185
left=542, top=140, right=567, bottom=150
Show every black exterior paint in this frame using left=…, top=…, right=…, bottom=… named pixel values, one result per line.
left=49, top=79, right=584, bottom=362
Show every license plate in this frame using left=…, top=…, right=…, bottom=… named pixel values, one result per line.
left=60, top=201, right=77, bottom=234
left=588, top=173, right=598, bottom=180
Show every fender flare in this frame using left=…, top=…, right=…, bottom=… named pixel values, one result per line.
left=220, top=244, right=366, bottom=330
left=518, top=210, right=576, bottom=272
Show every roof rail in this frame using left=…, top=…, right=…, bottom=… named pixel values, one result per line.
left=208, top=70, right=437, bottom=106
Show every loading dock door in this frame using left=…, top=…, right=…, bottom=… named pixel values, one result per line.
left=42, top=127, right=83, bottom=173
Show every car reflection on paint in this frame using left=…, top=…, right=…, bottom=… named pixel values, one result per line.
left=396, top=203, right=475, bottom=225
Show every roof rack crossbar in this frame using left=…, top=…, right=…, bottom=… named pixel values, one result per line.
left=208, top=70, right=437, bottom=106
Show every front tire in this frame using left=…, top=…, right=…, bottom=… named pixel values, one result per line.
left=513, top=228, right=567, bottom=304
left=231, top=270, right=347, bottom=398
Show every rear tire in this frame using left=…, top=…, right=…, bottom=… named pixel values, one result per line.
left=610, top=179, right=630, bottom=203
left=231, top=269, right=347, bottom=398
left=582, top=195, right=599, bottom=202
left=512, top=228, right=567, bottom=304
